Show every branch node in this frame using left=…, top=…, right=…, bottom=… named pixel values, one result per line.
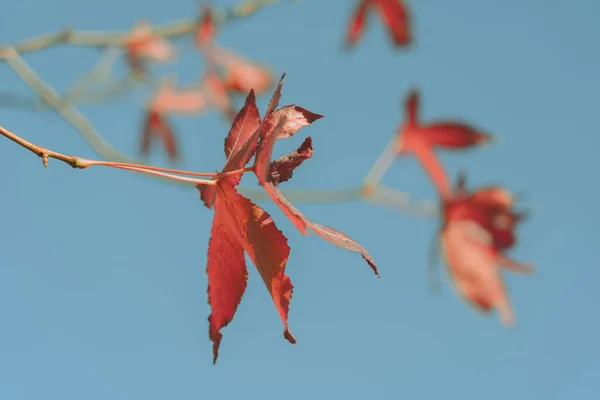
left=60, top=28, right=74, bottom=42
left=361, top=183, right=376, bottom=198
left=0, top=46, right=17, bottom=60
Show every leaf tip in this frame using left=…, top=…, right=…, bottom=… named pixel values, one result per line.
left=284, top=328, right=296, bottom=344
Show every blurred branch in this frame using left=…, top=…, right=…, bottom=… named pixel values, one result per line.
left=0, top=0, right=283, bottom=55
left=0, top=0, right=436, bottom=217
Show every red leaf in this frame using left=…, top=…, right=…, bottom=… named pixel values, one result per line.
left=373, top=0, right=411, bottom=47
left=346, top=0, right=411, bottom=48
left=440, top=219, right=514, bottom=324
left=196, top=4, right=216, bottom=48
left=198, top=185, right=217, bottom=209
left=269, top=137, right=314, bottom=186
left=267, top=73, right=286, bottom=114
left=262, top=183, right=379, bottom=276
left=308, top=222, right=380, bottom=276
left=202, top=71, right=237, bottom=121
left=255, top=116, right=291, bottom=185
left=438, top=179, right=533, bottom=325
left=410, top=141, right=452, bottom=200
left=207, top=193, right=248, bottom=364
left=254, top=106, right=322, bottom=185
left=270, top=106, right=324, bottom=140
left=405, top=88, right=419, bottom=126
left=346, top=0, right=370, bottom=47
left=210, top=47, right=273, bottom=95
left=419, top=122, right=492, bottom=149
left=224, top=90, right=261, bottom=160
left=262, top=183, right=308, bottom=235
left=140, top=110, right=178, bottom=160
left=124, top=21, right=175, bottom=77
left=151, top=79, right=207, bottom=115
left=217, top=184, right=295, bottom=346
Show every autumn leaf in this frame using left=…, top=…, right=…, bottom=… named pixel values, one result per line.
left=122, top=20, right=175, bottom=79
left=199, top=75, right=379, bottom=363
left=249, top=81, right=378, bottom=275
left=262, top=183, right=380, bottom=276
left=346, top=0, right=411, bottom=48
left=210, top=47, right=274, bottom=95
left=437, top=175, right=533, bottom=325
left=346, top=0, right=369, bottom=47
left=139, top=79, right=206, bottom=161
left=201, top=84, right=295, bottom=363
left=139, top=109, right=178, bottom=161
left=395, top=89, right=494, bottom=200
left=397, top=90, right=493, bottom=154
left=195, top=4, right=274, bottom=97
left=207, top=182, right=293, bottom=363
left=201, top=71, right=238, bottom=121
left=269, top=136, right=314, bottom=186
left=195, top=4, right=216, bottom=48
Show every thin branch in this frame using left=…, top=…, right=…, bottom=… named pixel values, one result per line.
left=0, top=124, right=215, bottom=185
left=363, top=135, right=397, bottom=191
left=0, top=0, right=284, bottom=56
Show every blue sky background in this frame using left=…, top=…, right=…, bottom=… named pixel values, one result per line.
left=0, top=0, right=598, bottom=399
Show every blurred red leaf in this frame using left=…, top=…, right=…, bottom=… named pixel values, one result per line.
left=395, top=89, right=494, bottom=199
left=195, top=4, right=216, bottom=48
left=140, top=80, right=207, bottom=161
left=211, top=47, right=273, bottom=95
left=397, top=89, right=492, bottom=155
left=139, top=109, right=178, bottom=161
left=123, top=20, right=175, bottom=78
left=439, top=175, right=533, bottom=325
left=346, top=0, right=411, bottom=48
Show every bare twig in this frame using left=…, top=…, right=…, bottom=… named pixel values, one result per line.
left=0, top=124, right=216, bottom=185
left=0, top=0, right=283, bottom=56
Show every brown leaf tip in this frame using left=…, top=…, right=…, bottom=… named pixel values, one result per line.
left=293, top=106, right=324, bottom=123
left=284, top=328, right=297, bottom=344
left=363, top=255, right=380, bottom=277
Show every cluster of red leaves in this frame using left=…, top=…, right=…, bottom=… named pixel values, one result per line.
left=395, top=90, right=533, bottom=324
left=347, top=0, right=411, bottom=48
left=136, top=5, right=275, bottom=162
left=197, top=74, right=379, bottom=363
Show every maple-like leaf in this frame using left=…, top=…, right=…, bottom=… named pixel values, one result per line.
left=392, top=89, right=532, bottom=324
left=199, top=74, right=378, bottom=362
left=207, top=182, right=293, bottom=364
left=437, top=175, right=532, bottom=325
left=251, top=78, right=378, bottom=275
left=346, top=0, right=411, bottom=48
left=397, top=90, right=493, bottom=154
left=395, top=89, right=494, bottom=199
left=202, top=88, right=294, bottom=363
left=122, top=20, right=175, bottom=78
